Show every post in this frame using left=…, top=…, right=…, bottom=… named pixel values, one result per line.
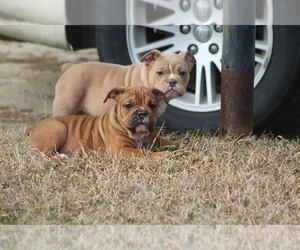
left=220, top=0, right=256, bottom=138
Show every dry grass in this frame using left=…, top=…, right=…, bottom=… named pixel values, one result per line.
left=1, top=115, right=300, bottom=225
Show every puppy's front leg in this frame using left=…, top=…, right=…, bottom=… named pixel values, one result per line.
left=154, top=136, right=184, bottom=148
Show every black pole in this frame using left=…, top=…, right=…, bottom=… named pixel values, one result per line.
left=220, top=1, right=256, bottom=138
left=220, top=25, right=255, bottom=138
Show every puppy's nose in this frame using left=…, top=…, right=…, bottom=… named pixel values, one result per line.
left=169, top=81, right=177, bottom=88
left=138, top=111, right=147, bottom=118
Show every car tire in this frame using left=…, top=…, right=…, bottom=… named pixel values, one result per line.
left=96, top=25, right=300, bottom=133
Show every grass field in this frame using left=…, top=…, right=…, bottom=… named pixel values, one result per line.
left=1, top=109, right=300, bottom=225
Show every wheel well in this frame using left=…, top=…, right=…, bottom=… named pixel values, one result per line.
left=65, top=25, right=96, bottom=51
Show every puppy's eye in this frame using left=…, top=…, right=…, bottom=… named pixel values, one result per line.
left=149, top=103, right=156, bottom=110
left=179, top=71, right=187, bottom=77
left=157, top=71, right=164, bottom=76
left=123, top=104, right=133, bottom=110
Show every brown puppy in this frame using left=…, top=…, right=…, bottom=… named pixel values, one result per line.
left=52, top=50, right=196, bottom=117
left=27, top=86, right=178, bottom=158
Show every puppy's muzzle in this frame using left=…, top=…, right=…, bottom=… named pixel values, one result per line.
left=128, top=107, right=153, bottom=131
left=165, top=79, right=182, bottom=97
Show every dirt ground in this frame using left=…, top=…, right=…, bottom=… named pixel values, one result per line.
left=0, top=38, right=99, bottom=128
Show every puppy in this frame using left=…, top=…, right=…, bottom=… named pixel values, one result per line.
left=27, top=86, right=179, bottom=158
left=52, top=50, right=196, bottom=117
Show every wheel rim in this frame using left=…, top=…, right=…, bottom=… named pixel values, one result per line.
left=126, top=0, right=273, bottom=112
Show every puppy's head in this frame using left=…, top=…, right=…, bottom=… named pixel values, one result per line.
left=104, top=86, right=167, bottom=140
left=140, top=50, right=196, bottom=101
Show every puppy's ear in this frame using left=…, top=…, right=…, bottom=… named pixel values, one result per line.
left=140, top=50, right=162, bottom=66
left=179, top=51, right=196, bottom=70
left=103, top=87, right=126, bottom=103
left=152, top=88, right=168, bottom=104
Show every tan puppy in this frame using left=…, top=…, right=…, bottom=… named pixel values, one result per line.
left=27, top=86, right=178, bottom=158
left=52, top=50, right=196, bottom=117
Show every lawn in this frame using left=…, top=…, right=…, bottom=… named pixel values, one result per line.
left=1, top=111, right=299, bottom=225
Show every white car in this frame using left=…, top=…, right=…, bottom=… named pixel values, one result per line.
left=1, top=0, right=300, bottom=133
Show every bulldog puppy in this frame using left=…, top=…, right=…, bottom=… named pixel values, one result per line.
left=52, top=50, right=196, bottom=117
left=27, top=86, right=178, bottom=158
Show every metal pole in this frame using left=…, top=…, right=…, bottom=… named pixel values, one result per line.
left=220, top=0, right=256, bottom=138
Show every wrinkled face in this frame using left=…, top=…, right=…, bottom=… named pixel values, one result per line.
left=149, top=54, right=192, bottom=100
left=115, top=87, right=163, bottom=140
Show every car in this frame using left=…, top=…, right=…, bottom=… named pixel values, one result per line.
left=1, top=0, right=300, bottom=134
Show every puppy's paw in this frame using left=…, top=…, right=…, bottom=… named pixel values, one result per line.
left=152, top=151, right=173, bottom=159
left=163, top=151, right=173, bottom=158
left=162, top=139, right=185, bottom=150
left=156, top=136, right=185, bottom=148
left=170, top=139, right=185, bottom=146
left=53, top=153, right=69, bottom=160
left=59, top=153, right=69, bottom=160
